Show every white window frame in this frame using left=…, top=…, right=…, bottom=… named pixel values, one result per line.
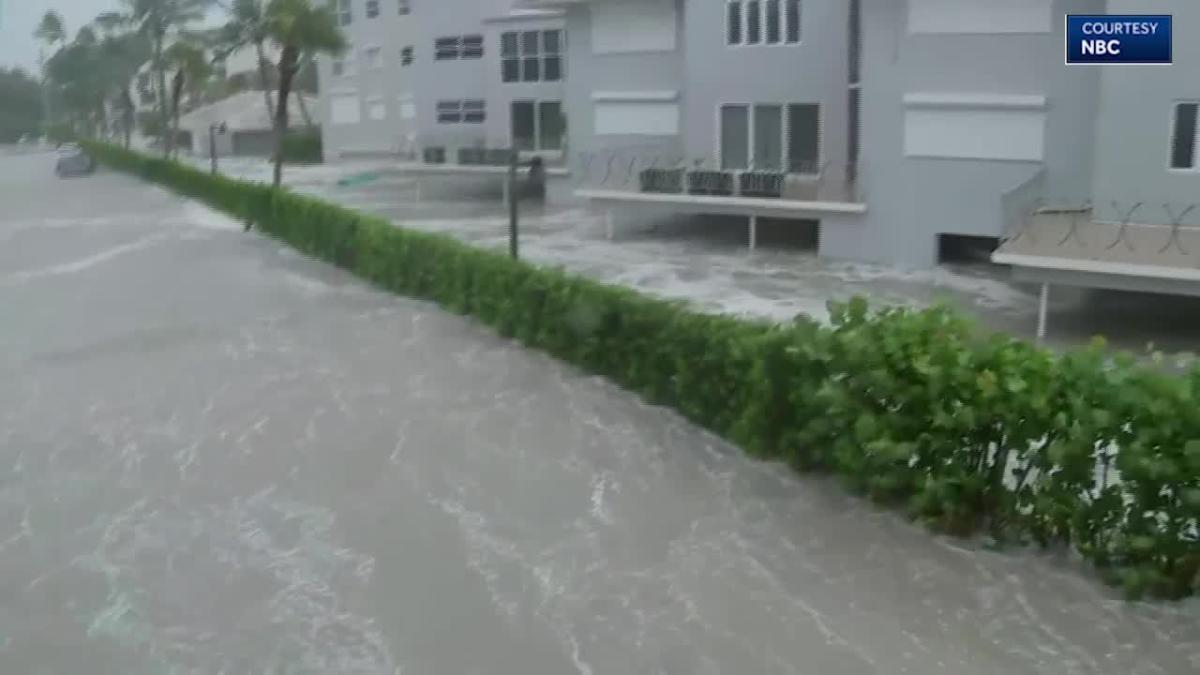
left=400, top=45, right=414, bottom=66
left=364, top=45, right=383, bottom=69
left=717, top=102, right=821, bottom=175
left=1169, top=101, right=1200, bottom=171
left=726, top=0, right=801, bottom=46
left=511, top=99, right=565, bottom=152
left=337, top=0, right=353, bottom=26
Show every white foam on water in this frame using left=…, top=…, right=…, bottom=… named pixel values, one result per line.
left=2, top=233, right=170, bottom=285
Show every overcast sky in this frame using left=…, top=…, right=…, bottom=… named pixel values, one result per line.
left=1, top=0, right=122, bottom=71
left=0, top=0, right=225, bottom=72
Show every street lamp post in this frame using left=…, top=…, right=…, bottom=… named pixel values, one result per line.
left=208, top=121, right=227, bottom=175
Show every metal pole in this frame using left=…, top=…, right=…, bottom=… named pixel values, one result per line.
left=209, top=125, right=218, bottom=175
left=1036, top=282, right=1050, bottom=343
left=508, top=148, right=519, bottom=260
left=749, top=215, right=758, bottom=250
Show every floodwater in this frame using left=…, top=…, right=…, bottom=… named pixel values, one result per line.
left=1, top=150, right=1197, bottom=674
left=199, top=156, right=1200, bottom=357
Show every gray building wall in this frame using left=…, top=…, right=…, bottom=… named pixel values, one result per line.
left=561, top=1, right=685, bottom=182
left=682, top=0, right=849, bottom=195
left=1092, top=0, right=1200, bottom=226
left=821, top=0, right=1101, bottom=268
left=318, top=0, right=420, bottom=157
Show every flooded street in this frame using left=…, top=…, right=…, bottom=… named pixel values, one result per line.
left=1, top=150, right=1198, bottom=673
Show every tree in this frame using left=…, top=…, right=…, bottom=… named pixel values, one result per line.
left=34, top=11, right=67, bottom=49
left=0, top=68, right=45, bottom=143
left=216, top=0, right=277, bottom=120
left=262, top=0, right=345, bottom=187
left=121, top=0, right=213, bottom=156
left=163, top=41, right=212, bottom=158
left=92, top=19, right=152, bottom=148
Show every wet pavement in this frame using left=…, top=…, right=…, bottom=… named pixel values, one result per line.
left=2, top=150, right=1198, bottom=674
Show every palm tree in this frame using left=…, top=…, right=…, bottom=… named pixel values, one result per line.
left=121, top=0, right=213, bottom=156
left=263, top=0, right=345, bottom=187
left=34, top=10, right=67, bottom=130
left=216, top=0, right=277, bottom=119
left=163, top=41, right=212, bottom=158
left=92, top=14, right=152, bottom=148
left=34, top=11, right=67, bottom=47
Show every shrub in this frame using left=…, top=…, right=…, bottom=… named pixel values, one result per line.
left=81, top=140, right=1200, bottom=600
left=280, top=130, right=322, bottom=164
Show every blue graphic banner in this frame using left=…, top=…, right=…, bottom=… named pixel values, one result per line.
left=1066, top=15, right=1173, bottom=64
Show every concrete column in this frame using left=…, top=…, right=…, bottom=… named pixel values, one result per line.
left=605, top=210, right=615, bottom=241
left=1036, top=282, right=1050, bottom=343
left=748, top=215, right=758, bottom=250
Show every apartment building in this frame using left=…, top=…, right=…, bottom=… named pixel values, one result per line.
left=318, top=0, right=566, bottom=159
left=523, top=0, right=1198, bottom=274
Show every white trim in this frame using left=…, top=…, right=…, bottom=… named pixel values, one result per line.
left=993, top=252, right=1200, bottom=283
left=576, top=189, right=866, bottom=216
left=591, top=90, right=679, bottom=103
left=903, top=92, right=1047, bottom=110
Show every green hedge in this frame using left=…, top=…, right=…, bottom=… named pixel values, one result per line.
left=281, top=130, right=322, bottom=164
left=82, top=140, right=1200, bottom=599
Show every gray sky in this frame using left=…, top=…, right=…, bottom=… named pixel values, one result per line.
left=1, top=0, right=124, bottom=71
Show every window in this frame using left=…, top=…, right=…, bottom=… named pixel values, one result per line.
left=727, top=1, right=742, bottom=44
left=367, top=98, right=386, bottom=120
left=435, top=35, right=483, bottom=60
left=746, top=1, right=761, bottom=43
left=398, top=0, right=411, bottom=15
left=436, top=100, right=485, bottom=124
left=903, top=99, right=1044, bottom=161
left=501, top=30, right=563, bottom=83
left=365, top=0, right=379, bottom=18
left=727, top=0, right=801, bottom=45
left=512, top=100, right=565, bottom=151
left=364, top=46, right=382, bottom=69
left=337, top=0, right=352, bottom=26
left=788, top=104, right=820, bottom=173
left=721, top=103, right=820, bottom=172
left=434, top=37, right=458, bottom=60
left=463, top=99, right=486, bottom=123
left=400, top=46, right=414, bottom=66
left=331, top=56, right=355, bottom=77
left=765, top=0, right=781, bottom=43
left=1171, top=102, right=1199, bottom=169
left=462, top=35, right=484, bottom=59
left=721, top=106, right=750, bottom=169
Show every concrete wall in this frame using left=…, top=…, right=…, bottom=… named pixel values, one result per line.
left=1092, top=0, right=1200, bottom=225
left=821, top=0, right=1100, bottom=268
left=318, top=0, right=420, bottom=157
left=561, top=1, right=685, bottom=184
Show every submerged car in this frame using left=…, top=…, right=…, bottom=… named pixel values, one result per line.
left=55, top=144, right=96, bottom=177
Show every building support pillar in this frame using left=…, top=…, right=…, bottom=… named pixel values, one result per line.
left=1036, top=282, right=1050, bottom=343
left=748, top=215, right=758, bottom=250
left=605, top=210, right=614, bottom=241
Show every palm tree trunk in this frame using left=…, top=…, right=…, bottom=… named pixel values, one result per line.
left=272, top=45, right=298, bottom=188
left=295, top=90, right=314, bottom=129
left=154, top=33, right=169, bottom=158
left=121, top=89, right=134, bottom=149
left=170, top=69, right=185, bottom=159
left=256, top=41, right=275, bottom=119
